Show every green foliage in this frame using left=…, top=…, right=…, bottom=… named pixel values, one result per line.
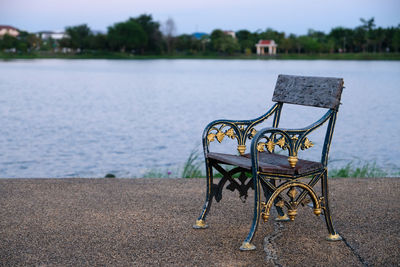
left=65, top=24, right=92, bottom=50
left=210, top=29, right=239, bottom=54
left=2, top=15, right=400, bottom=56
left=329, top=162, right=388, bottom=178
left=181, top=149, right=203, bottom=178
left=0, top=34, right=18, bottom=49
left=108, top=19, right=147, bottom=52
left=131, top=14, right=163, bottom=54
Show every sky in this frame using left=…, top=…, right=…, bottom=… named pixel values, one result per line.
left=0, top=0, right=399, bottom=35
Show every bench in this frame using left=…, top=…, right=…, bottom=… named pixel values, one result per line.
left=193, top=74, right=344, bottom=250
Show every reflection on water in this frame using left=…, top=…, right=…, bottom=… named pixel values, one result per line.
left=0, top=59, right=399, bottom=177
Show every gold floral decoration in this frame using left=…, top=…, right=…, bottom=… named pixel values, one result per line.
left=248, top=128, right=257, bottom=139
left=266, top=139, right=275, bottom=153
left=288, top=187, right=298, bottom=199
left=216, top=131, right=225, bottom=143
left=276, top=137, right=286, bottom=149
left=207, top=133, right=216, bottom=142
left=301, top=137, right=314, bottom=150
left=225, top=128, right=236, bottom=139
left=257, top=142, right=266, bottom=152
left=275, top=200, right=285, bottom=208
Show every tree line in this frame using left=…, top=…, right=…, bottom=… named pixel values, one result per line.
left=1, top=15, right=399, bottom=55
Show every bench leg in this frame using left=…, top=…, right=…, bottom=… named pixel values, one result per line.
left=322, top=170, right=342, bottom=241
left=240, top=177, right=261, bottom=251
left=193, top=159, right=213, bottom=229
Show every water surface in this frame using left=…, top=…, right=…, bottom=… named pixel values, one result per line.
left=0, top=59, right=399, bottom=177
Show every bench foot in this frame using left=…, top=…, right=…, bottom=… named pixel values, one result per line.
left=193, top=219, right=208, bottom=229
left=326, top=233, right=342, bottom=241
left=275, top=214, right=290, bottom=222
left=239, top=242, right=256, bottom=251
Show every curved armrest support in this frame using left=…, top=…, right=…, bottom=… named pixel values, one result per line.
left=203, top=103, right=281, bottom=155
left=250, top=109, right=334, bottom=169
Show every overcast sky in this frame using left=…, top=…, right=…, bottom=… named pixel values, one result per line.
left=1, top=0, right=399, bottom=35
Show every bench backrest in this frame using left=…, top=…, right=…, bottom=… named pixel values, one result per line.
left=272, top=74, right=344, bottom=110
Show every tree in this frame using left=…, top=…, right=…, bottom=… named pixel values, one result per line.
left=236, top=30, right=257, bottom=53
left=162, top=17, right=177, bottom=54
left=90, top=34, right=108, bottom=51
left=280, top=36, right=295, bottom=54
left=392, top=26, right=400, bottom=52
left=65, top=24, right=92, bottom=50
left=360, top=17, right=376, bottom=52
left=107, top=19, right=147, bottom=52
left=131, top=14, right=163, bottom=54
left=210, top=29, right=239, bottom=54
left=329, top=27, right=354, bottom=52
left=0, top=34, right=18, bottom=50
left=298, top=36, right=320, bottom=53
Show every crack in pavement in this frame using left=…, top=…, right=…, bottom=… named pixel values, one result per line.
left=263, top=219, right=284, bottom=267
left=340, top=234, right=369, bottom=267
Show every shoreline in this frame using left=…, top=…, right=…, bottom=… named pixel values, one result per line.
left=2, top=52, right=400, bottom=61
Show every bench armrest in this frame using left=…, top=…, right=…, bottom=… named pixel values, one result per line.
left=249, top=109, right=334, bottom=168
left=203, top=103, right=281, bottom=155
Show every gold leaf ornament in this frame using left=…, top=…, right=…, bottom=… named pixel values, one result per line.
left=248, top=128, right=257, bottom=139
left=225, top=128, right=236, bottom=139
left=288, top=187, right=298, bottom=199
left=276, top=137, right=286, bottom=149
left=207, top=133, right=216, bottom=142
left=275, top=200, right=285, bottom=208
left=216, top=131, right=225, bottom=143
left=257, top=142, right=266, bottom=152
left=266, top=139, right=275, bottom=153
left=301, top=137, right=314, bottom=150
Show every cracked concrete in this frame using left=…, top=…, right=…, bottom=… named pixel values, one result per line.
left=263, top=218, right=284, bottom=266
left=0, top=178, right=399, bottom=266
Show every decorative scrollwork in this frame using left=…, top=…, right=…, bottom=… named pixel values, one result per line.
left=256, top=136, right=288, bottom=153
left=225, top=128, right=236, bottom=139
left=261, top=182, right=322, bottom=223
left=207, top=125, right=238, bottom=144
left=248, top=128, right=257, bottom=139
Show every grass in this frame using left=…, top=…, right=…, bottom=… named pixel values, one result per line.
left=327, top=162, right=397, bottom=178
left=181, top=149, right=203, bottom=178
left=139, top=148, right=398, bottom=178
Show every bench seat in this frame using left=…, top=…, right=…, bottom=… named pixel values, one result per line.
left=207, top=152, right=323, bottom=175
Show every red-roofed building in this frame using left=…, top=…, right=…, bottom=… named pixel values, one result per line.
left=0, top=25, right=19, bottom=38
left=255, top=39, right=277, bottom=55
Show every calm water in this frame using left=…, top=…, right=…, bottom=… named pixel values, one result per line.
left=0, top=59, right=399, bottom=178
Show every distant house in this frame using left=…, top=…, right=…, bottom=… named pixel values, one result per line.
left=224, top=30, right=236, bottom=39
left=192, top=32, right=208, bottom=40
left=37, top=31, right=68, bottom=40
left=255, top=40, right=277, bottom=55
left=0, top=25, right=19, bottom=38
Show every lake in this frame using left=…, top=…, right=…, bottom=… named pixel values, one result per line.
left=0, top=59, right=399, bottom=178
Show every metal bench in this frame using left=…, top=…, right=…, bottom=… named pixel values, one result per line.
left=193, top=74, right=344, bottom=250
